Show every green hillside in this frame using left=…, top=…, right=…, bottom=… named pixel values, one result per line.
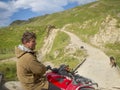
left=0, top=0, right=120, bottom=67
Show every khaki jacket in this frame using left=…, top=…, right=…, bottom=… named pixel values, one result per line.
left=15, top=46, right=48, bottom=90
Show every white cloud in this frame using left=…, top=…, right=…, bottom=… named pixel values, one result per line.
left=0, top=1, right=17, bottom=26
left=69, top=0, right=96, bottom=4
left=13, top=0, right=68, bottom=12
left=0, top=0, right=96, bottom=26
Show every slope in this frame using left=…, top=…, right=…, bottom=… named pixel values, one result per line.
left=2, top=24, right=120, bottom=90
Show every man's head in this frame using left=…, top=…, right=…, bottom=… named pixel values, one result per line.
left=21, top=31, right=36, bottom=50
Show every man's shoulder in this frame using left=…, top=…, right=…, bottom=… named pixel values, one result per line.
left=24, top=52, right=36, bottom=57
left=20, top=52, right=35, bottom=61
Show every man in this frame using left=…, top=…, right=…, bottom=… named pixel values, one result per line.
left=15, top=31, right=48, bottom=90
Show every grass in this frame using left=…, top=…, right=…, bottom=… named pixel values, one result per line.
left=44, top=31, right=87, bottom=68
left=0, top=53, right=15, bottom=60
left=104, top=43, right=120, bottom=66
left=0, top=61, right=17, bottom=81
left=44, top=31, right=70, bottom=63
left=0, top=25, right=46, bottom=59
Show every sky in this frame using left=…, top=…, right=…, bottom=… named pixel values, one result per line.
left=0, top=0, right=96, bottom=27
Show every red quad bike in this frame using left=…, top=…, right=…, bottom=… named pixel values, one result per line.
left=46, top=63, right=98, bottom=90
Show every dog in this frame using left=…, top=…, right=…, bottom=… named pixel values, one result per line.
left=109, top=56, right=117, bottom=68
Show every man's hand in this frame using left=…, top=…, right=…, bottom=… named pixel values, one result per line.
left=46, top=65, right=51, bottom=70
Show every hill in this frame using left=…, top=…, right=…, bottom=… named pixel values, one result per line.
left=0, top=0, right=120, bottom=65
left=2, top=21, right=120, bottom=90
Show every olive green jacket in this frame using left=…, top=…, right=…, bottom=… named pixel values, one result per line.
left=15, top=45, right=47, bottom=90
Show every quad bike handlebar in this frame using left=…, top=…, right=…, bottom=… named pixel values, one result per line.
left=72, top=58, right=86, bottom=74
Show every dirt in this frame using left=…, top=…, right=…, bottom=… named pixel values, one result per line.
left=37, top=28, right=59, bottom=62
left=61, top=27, right=120, bottom=90
left=1, top=25, right=120, bottom=90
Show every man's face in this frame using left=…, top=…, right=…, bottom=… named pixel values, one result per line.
left=25, top=38, right=36, bottom=50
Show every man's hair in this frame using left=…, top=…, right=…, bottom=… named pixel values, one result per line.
left=21, top=31, right=36, bottom=44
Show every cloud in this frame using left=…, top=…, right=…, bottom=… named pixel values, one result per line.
left=13, top=0, right=68, bottom=13
left=0, top=1, right=18, bottom=26
left=70, top=0, right=96, bottom=5
left=0, top=0, right=96, bottom=26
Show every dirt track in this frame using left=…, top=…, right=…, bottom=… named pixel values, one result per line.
left=62, top=28, right=120, bottom=90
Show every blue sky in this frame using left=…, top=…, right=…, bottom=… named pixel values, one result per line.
left=0, top=0, right=96, bottom=27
